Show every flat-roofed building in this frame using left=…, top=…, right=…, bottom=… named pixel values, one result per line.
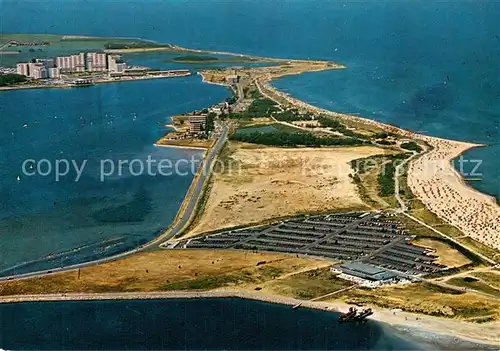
left=225, top=74, right=239, bottom=84
left=16, top=63, right=30, bottom=76
left=188, top=115, right=207, bottom=134
left=36, top=58, right=55, bottom=68
left=331, top=262, right=399, bottom=287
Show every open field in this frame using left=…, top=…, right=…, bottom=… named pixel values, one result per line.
left=412, top=237, right=472, bottom=268
left=472, top=271, right=500, bottom=290
left=0, top=250, right=325, bottom=296
left=245, top=267, right=353, bottom=300
left=185, top=142, right=393, bottom=237
left=446, top=276, right=500, bottom=298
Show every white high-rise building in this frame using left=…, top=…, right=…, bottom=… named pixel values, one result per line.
left=48, top=67, right=61, bottom=79
left=56, top=53, right=85, bottom=73
left=16, top=63, right=30, bottom=76
left=86, top=52, right=107, bottom=72
left=31, top=63, right=48, bottom=79
left=107, top=54, right=119, bottom=72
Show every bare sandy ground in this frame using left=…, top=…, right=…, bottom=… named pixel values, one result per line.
left=258, top=81, right=500, bottom=252
left=186, top=144, right=391, bottom=237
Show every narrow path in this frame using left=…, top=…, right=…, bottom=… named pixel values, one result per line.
left=403, top=212, right=497, bottom=266
left=308, top=285, right=356, bottom=302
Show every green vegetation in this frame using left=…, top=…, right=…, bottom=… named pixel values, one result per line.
left=377, top=153, right=411, bottom=197
left=231, top=130, right=368, bottom=147
left=205, top=112, right=216, bottom=133
left=247, top=98, right=280, bottom=115
left=457, top=237, right=500, bottom=263
left=401, top=141, right=423, bottom=153
left=227, top=98, right=280, bottom=119
left=0, top=73, right=27, bottom=87
left=104, top=40, right=169, bottom=50
left=447, top=277, right=500, bottom=297
left=267, top=267, right=352, bottom=300
left=172, top=55, right=219, bottom=62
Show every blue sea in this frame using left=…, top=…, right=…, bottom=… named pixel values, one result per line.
left=0, top=298, right=423, bottom=350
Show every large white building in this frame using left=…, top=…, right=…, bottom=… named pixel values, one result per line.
left=86, top=52, right=107, bottom=72
left=56, top=53, right=85, bottom=73
left=30, top=63, right=48, bottom=79
left=16, top=63, right=30, bottom=76
left=15, top=51, right=128, bottom=79
left=48, top=67, right=61, bottom=79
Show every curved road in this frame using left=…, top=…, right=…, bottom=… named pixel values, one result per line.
left=0, top=127, right=229, bottom=282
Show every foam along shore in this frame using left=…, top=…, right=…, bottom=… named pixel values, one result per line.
left=154, top=143, right=209, bottom=151
left=1, top=290, right=498, bottom=347
left=255, top=79, right=500, bottom=252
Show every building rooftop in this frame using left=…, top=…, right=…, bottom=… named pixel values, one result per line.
left=337, top=262, right=398, bottom=281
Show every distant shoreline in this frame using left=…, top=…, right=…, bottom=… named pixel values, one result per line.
left=0, top=72, right=191, bottom=92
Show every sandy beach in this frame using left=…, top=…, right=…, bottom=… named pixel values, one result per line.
left=257, top=79, right=500, bottom=252
left=408, top=138, right=500, bottom=250
left=1, top=290, right=498, bottom=347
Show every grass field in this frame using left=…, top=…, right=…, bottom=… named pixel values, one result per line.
left=0, top=249, right=325, bottom=296
left=411, top=237, right=472, bottom=268
left=447, top=276, right=500, bottom=298
left=472, top=271, right=500, bottom=290
left=260, top=267, right=353, bottom=300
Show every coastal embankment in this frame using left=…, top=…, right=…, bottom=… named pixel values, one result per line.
left=1, top=290, right=498, bottom=347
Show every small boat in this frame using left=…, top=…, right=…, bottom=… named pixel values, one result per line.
left=338, top=307, right=373, bottom=323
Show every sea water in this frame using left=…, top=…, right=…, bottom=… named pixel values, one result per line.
left=2, top=0, right=498, bottom=199
left=0, top=298, right=422, bottom=350
left=0, top=76, right=230, bottom=274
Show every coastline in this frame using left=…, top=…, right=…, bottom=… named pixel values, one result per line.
left=1, top=290, right=498, bottom=347
left=0, top=72, right=191, bottom=92
left=154, top=143, right=209, bottom=151
left=255, top=79, right=500, bottom=252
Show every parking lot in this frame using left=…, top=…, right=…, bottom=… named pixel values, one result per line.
left=174, top=212, right=444, bottom=276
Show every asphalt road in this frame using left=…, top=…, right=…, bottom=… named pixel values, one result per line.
left=0, top=126, right=229, bottom=282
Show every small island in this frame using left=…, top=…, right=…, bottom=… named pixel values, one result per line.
left=172, top=55, right=220, bottom=63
